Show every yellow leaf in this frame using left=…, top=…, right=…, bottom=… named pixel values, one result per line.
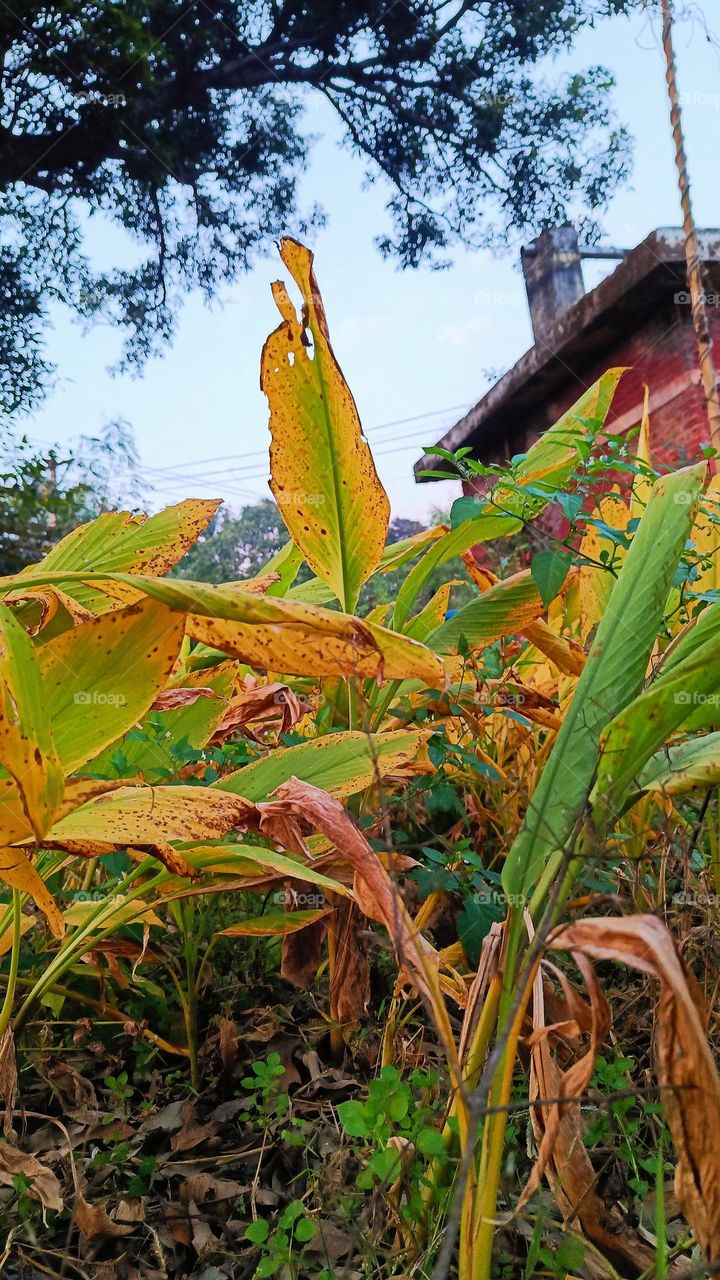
left=187, top=608, right=444, bottom=683
left=38, top=599, right=186, bottom=772
left=0, top=605, right=63, bottom=839
left=578, top=489, right=629, bottom=638
left=8, top=500, right=220, bottom=613
left=221, top=908, right=332, bottom=937
left=0, top=848, right=64, bottom=937
left=216, top=728, right=431, bottom=801
left=631, top=384, right=654, bottom=518
left=0, top=913, right=34, bottom=955
left=690, top=474, right=720, bottom=596
left=47, top=785, right=253, bottom=846
left=263, top=238, right=390, bottom=611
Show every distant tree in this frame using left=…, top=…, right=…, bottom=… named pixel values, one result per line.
left=175, top=500, right=289, bottom=582
left=0, top=421, right=141, bottom=575
left=176, top=500, right=471, bottom=613
left=1, top=1, right=634, bottom=413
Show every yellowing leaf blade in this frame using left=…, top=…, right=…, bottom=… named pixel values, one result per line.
left=263, top=238, right=389, bottom=611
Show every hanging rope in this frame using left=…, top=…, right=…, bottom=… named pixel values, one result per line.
left=661, top=0, right=720, bottom=460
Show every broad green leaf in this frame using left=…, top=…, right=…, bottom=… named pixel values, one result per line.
left=428, top=571, right=543, bottom=654
left=502, top=463, right=706, bottom=900
left=7, top=500, right=220, bottom=613
left=0, top=603, right=63, bottom=838
left=37, top=599, right=186, bottom=773
left=263, top=238, right=389, bottom=611
left=220, top=909, right=331, bottom=937
left=393, top=369, right=625, bottom=630
left=593, top=608, right=720, bottom=820
left=530, top=551, right=572, bottom=608
left=636, top=733, right=720, bottom=797
left=180, top=843, right=349, bottom=895
left=393, top=510, right=520, bottom=633
left=216, top=728, right=430, bottom=801
left=259, top=540, right=304, bottom=597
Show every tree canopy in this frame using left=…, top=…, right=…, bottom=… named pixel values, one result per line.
left=1, top=0, right=633, bottom=414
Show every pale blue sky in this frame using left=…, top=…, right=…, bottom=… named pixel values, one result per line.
left=22, top=4, right=720, bottom=521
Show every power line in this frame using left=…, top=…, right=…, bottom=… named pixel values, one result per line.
left=136, top=401, right=472, bottom=478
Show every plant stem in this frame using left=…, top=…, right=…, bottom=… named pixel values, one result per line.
left=0, top=890, right=21, bottom=1039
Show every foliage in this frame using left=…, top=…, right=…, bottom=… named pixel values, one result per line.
left=1, top=237, right=720, bottom=1280
left=0, top=0, right=637, bottom=412
left=0, top=421, right=142, bottom=575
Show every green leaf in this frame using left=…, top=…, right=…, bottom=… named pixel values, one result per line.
left=337, top=1100, right=371, bottom=1138
left=245, top=1219, right=270, bottom=1244
left=38, top=598, right=186, bottom=773
left=416, top=1127, right=446, bottom=1157
left=370, top=1147, right=402, bottom=1182
left=393, top=370, right=624, bottom=629
left=294, top=1218, right=315, bottom=1242
left=593, top=600, right=720, bottom=820
left=12, top=500, right=220, bottom=613
left=428, top=572, right=543, bottom=654
left=637, top=732, right=720, bottom=798
left=502, top=463, right=706, bottom=901
left=530, top=550, right=572, bottom=608
left=215, top=729, right=427, bottom=802
left=256, top=1257, right=279, bottom=1277
left=279, top=1200, right=304, bottom=1229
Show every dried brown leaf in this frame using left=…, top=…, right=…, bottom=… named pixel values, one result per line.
left=0, top=1143, right=62, bottom=1211
left=547, top=914, right=720, bottom=1266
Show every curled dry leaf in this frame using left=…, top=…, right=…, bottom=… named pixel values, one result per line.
left=210, top=681, right=310, bottom=744
left=149, top=687, right=217, bottom=712
left=263, top=778, right=461, bottom=1060
left=546, top=914, right=720, bottom=1267
left=75, top=1189, right=133, bottom=1239
left=0, top=1027, right=16, bottom=1138
left=0, top=1143, right=63, bottom=1212
left=327, top=898, right=371, bottom=1034
left=521, top=944, right=657, bottom=1278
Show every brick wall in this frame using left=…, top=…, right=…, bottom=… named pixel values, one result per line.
left=461, top=302, right=720, bottom=545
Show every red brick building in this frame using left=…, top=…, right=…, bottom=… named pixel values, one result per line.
left=415, top=226, right=720, bottom=497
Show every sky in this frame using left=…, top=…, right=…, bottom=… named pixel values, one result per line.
left=19, top=4, right=720, bottom=523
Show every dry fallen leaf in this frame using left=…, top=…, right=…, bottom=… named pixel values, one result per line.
left=546, top=914, right=720, bottom=1267
left=520, top=943, right=657, bottom=1278
left=170, top=1101, right=220, bottom=1153
left=75, top=1189, right=134, bottom=1239
left=0, top=1142, right=63, bottom=1212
